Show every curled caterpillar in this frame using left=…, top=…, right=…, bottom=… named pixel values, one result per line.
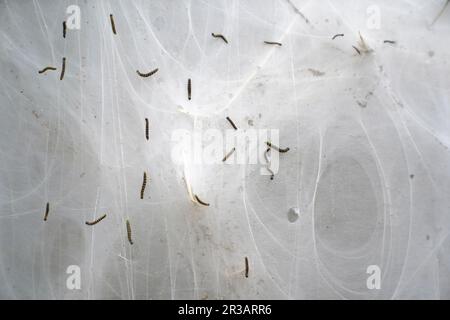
left=63, top=21, right=67, bottom=38
left=332, top=33, right=344, bottom=40
left=266, top=141, right=290, bottom=153
left=136, top=68, right=158, bottom=78
left=59, top=57, right=66, bottom=80
left=264, top=41, right=282, bottom=46
left=264, top=148, right=274, bottom=180
left=140, top=171, right=147, bottom=199
left=145, top=118, right=149, bottom=140
left=126, top=220, right=133, bottom=245
left=245, top=257, right=249, bottom=278
left=187, top=78, right=191, bottom=100
left=43, top=202, right=50, bottom=221
left=222, top=147, right=236, bottom=162
left=383, top=40, right=396, bottom=44
left=211, top=33, right=228, bottom=44
left=226, top=116, right=238, bottom=130
left=352, top=45, right=361, bottom=55
left=85, top=214, right=107, bottom=226
left=110, top=14, right=117, bottom=35
left=194, top=194, right=210, bottom=206
left=38, top=66, right=57, bottom=74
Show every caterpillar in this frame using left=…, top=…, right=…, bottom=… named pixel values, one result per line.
left=222, top=147, right=236, bottom=162
left=383, top=40, right=396, bottom=44
left=63, top=21, right=67, bottom=38
left=38, top=66, right=57, bottom=74
left=140, top=171, right=147, bottom=199
left=264, top=148, right=274, bottom=180
left=226, top=116, right=238, bottom=130
left=432, top=0, right=449, bottom=26
left=59, top=57, right=66, bottom=80
left=352, top=45, right=361, bottom=55
left=136, top=68, right=158, bottom=78
left=126, top=220, right=133, bottom=245
left=110, top=14, right=117, bottom=35
left=264, top=41, right=282, bottom=46
left=211, top=33, right=228, bottom=44
left=332, top=33, right=344, bottom=40
left=85, top=214, right=107, bottom=226
left=266, top=141, right=290, bottom=153
left=187, top=78, right=191, bottom=100
left=145, top=118, right=149, bottom=140
left=43, top=202, right=50, bottom=221
left=194, top=194, right=210, bottom=206
left=245, top=257, right=249, bottom=278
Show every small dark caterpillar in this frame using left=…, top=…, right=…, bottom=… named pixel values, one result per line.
left=110, top=14, right=117, bottom=35
left=63, top=21, right=67, bottom=38
left=245, top=257, right=249, bottom=278
left=211, top=33, right=228, bottom=44
left=126, top=219, right=133, bottom=245
left=226, top=116, right=238, bottom=130
left=194, top=194, right=210, bottom=206
left=264, top=41, right=282, bottom=46
left=266, top=141, right=290, bottom=153
left=383, top=40, right=396, bottom=44
left=187, top=78, right=191, bottom=100
left=222, top=147, right=236, bottom=162
left=38, top=66, right=57, bottom=74
left=332, top=33, right=344, bottom=40
left=145, top=118, right=149, bottom=140
left=352, top=46, right=361, bottom=55
left=43, top=202, right=50, bottom=221
left=140, top=171, right=147, bottom=199
left=136, top=68, right=158, bottom=78
left=59, top=57, right=66, bottom=80
left=85, top=214, right=107, bottom=226
left=264, top=148, right=274, bottom=180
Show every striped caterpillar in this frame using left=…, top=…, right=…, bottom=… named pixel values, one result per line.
left=126, top=220, right=133, bottom=245
left=263, top=41, right=282, bottom=46
left=38, top=67, right=57, bottom=74
left=222, top=147, right=236, bottom=162
left=43, top=202, right=50, bottom=221
left=140, top=171, right=147, bottom=199
left=110, top=14, right=117, bottom=35
left=136, top=68, right=158, bottom=78
left=266, top=141, right=290, bottom=153
left=245, top=257, right=249, bottom=278
left=63, top=21, right=67, bottom=38
left=332, top=34, right=344, bottom=40
left=85, top=214, right=107, bottom=226
left=194, top=195, right=209, bottom=206
left=59, top=57, right=66, bottom=80
left=432, top=0, right=449, bottom=26
left=264, top=148, right=274, bottom=180
left=211, top=33, right=228, bottom=44
left=226, top=116, right=237, bottom=130
left=352, top=45, right=361, bottom=55
left=187, top=78, right=191, bottom=100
